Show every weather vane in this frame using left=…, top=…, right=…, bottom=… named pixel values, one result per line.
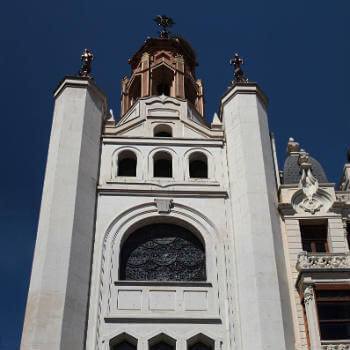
left=154, top=15, right=175, bottom=38
left=79, top=48, right=94, bottom=78
left=229, top=53, right=248, bottom=83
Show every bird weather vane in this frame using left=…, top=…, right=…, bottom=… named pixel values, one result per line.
left=79, top=48, right=94, bottom=78
left=229, top=53, right=248, bottom=83
left=154, top=15, right=175, bottom=38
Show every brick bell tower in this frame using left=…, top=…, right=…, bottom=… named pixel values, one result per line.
left=120, top=34, right=204, bottom=117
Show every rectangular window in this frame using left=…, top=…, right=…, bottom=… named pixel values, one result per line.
left=300, top=221, right=328, bottom=252
left=315, top=288, right=350, bottom=340
left=347, top=223, right=350, bottom=249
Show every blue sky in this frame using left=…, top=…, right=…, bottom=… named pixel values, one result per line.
left=0, top=0, right=349, bottom=349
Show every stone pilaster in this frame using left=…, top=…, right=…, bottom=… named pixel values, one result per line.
left=175, top=54, right=185, bottom=99
left=140, top=52, right=150, bottom=97
left=20, top=77, right=106, bottom=350
left=303, top=286, right=321, bottom=350
left=220, top=83, right=290, bottom=350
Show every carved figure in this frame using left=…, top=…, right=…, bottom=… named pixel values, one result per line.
left=297, top=151, right=323, bottom=214
left=303, top=285, right=314, bottom=305
left=79, top=48, right=94, bottom=78
left=229, top=53, right=248, bottom=83
left=299, top=168, right=323, bottom=214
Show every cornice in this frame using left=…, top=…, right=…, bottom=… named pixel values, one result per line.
left=53, top=75, right=107, bottom=104
left=97, top=187, right=228, bottom=198
left=218, top=82, right=268, bottom=120
left=101, top=137, right=224, bottom=147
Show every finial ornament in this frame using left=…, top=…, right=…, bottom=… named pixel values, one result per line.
left=79, top=48, right=94, bottom=78
left=286, top=137, right=300, bottom=154
left=229, top=53, right=248, bottom=83
left=154, top=15, right=175, bottom=38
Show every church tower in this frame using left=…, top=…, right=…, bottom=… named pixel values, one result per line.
left=21, top=17, right=350, bottom=350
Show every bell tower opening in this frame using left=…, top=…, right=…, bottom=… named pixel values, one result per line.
left=157, top=83, right=170, bottom=96
left=151, top=64, right=174, bottom=96
left=128, top=75, right=141, bottom=106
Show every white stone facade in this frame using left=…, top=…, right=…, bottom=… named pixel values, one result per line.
left=20, top=40, right=350, bottom=350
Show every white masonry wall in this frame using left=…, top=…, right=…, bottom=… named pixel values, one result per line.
left=220, top=83, right=291, bottom=350
left=20, top=77, right=106, bottom=350
left=85, top=136, right=239, bottom=350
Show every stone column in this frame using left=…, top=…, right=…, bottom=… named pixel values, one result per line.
left=220, top=83, right=290, bottom=350
left=20, top=77, right=106, bottom=350
left=303, top=286, right=322, bottom=350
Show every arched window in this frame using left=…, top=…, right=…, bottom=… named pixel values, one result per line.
left=154, top=151, right=172, bottom=177
left=189, top=152, right=208, bottom=178
left=119, top=223, right=206, bottom=281
left=151, top=65, right=174, bottom=97
left=187, top=334, right=214, bottom=350
left=185, top=77, right=197, bottom=106
left=189, top=343, right=212, bottom=350
left=149, top=334, right=176, bottom=350
left=109, top=333, right=137, bottom=350
left=151, top=342, right=174, bottom=350
left=154, top=124, right=172, bottom=137
left=117, top=151, right=137, bottom=177
left=128, top=75, right=141, bottom=107
left=111, top=341, right=136, bottom=350
left=157, top=84, right=170, bottom=96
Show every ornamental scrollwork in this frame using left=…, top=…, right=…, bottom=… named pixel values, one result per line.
left=297, top=251, right=350, bottom=270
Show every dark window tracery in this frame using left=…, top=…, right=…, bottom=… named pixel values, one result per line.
left=120, top=224, right=206, bottom=281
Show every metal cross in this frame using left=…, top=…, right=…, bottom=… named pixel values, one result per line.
left=229, top=53, right=248, bottom=83
left=154, top=15, right=175, bottom=38
left=79, top=48, right=94, bottom=78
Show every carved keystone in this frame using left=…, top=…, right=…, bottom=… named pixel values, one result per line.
left=154, top=198, right=173, bottom=213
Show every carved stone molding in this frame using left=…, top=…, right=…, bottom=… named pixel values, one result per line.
left=297, top=251, right=350, bottom=271
left=321, top=343, right=350, bottom=350
left=336, top=191, right=350, bottom=203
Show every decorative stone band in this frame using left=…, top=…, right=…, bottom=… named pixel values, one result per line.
left=297, top=251, right=350, bottom=271
left=336, top=191, right=350, bottom=203
left=321, top=343, right=350, bottom=350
